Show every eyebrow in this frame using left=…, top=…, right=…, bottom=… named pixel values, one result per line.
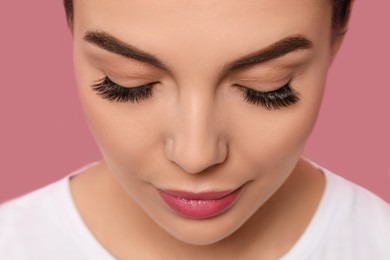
left=83, top=30, right=313, bottom=75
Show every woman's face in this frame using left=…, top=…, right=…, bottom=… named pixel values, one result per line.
left=73, top=0, right=334, bottom=245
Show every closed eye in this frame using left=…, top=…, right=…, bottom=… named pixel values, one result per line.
left=91, top=76, right=157, bottom=103
left=91, top=76, right=300, bottom=110
left=233, top=81, right=300, bottom=110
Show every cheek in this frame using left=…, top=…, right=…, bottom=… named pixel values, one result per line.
left=229, top=108, right=315, bottom=181
left=230, top=67, right=326, bottom=179
left=84, top=102, right=163, bottom=181
left=76, top=80, right=163, bottom=186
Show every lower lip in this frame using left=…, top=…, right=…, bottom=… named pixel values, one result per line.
left=158, top=187, right=243, bottom=219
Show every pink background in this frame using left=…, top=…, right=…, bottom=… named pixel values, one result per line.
left=0, top=1, right=389, bottom=203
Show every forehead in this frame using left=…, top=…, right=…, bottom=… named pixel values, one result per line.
left=75, top=0, right=330, bottom=37
left=74, top=0, right=331, bottom=76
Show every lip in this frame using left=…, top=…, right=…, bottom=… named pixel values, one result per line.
left=158, top=185, right=244, bottom=219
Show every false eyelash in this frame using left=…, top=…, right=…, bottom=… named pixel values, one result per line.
left=234, top=83, right=300, bottom=110
left=91, top=76, right=300, bottom=110
left=91, top=76, right=155, bottom=103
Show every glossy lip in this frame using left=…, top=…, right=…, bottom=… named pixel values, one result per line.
left=157, top=184, right=245, bottom=219
left=161, top=189, right=236, bottom=200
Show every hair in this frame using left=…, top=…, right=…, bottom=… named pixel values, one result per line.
left=63, top=0, right=353, bottom=38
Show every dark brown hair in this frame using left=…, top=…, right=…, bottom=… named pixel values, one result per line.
left=63, top=0, right=353, bottom=37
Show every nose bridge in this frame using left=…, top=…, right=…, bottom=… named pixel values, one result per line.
left=165, top=87, right=227, bottom=174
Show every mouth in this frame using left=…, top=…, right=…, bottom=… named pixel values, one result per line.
left=157, top=184, right=245, bottom=219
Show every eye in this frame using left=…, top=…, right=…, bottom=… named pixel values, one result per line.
left=233, top=81, right=300, bottom=110
left=91, top=76, right=157, bottom=103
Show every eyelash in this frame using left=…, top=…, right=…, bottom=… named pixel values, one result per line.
left=91, top=77, right=155, bottom=103
left=91, top=76, right=300, bottom=110
left=233, top=81, right=300, bottom=110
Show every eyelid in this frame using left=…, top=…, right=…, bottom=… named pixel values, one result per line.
left=237, top=77, right=289, bottom=84
left=235, top=81, right=300, bottom=110
left=231, top=62, right=299, bottom=83
left=91, top=76, right=156, bottom=103
left=233, top=79, right=292, bottom=93
left=91, top=75, right=299, bottom=109
left=84, top=47, right=164, bottom=75
left=102, top=75, right=159, bottom=89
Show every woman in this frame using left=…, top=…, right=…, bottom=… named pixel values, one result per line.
left=1, top=0, right=389, bottom=259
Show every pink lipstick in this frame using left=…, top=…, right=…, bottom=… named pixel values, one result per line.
left=158, top=186, right=243, bottom=219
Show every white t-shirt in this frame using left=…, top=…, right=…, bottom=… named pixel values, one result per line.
left=0, top=160, right=389, bottom=260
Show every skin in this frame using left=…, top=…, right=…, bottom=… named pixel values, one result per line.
left=69, top=0, right=345, bottom=258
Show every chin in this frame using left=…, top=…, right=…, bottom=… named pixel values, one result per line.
left=154, top=209, right=249, bottom=246
left=168, top=226, right=236, bottom=246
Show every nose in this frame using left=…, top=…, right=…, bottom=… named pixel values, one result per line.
left=165, top=137, right=227, bottom=174
left=164, top=92, right=228, bottom=174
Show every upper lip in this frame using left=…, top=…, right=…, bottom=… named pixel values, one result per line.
left=159, top=185, right=243, bottom=200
